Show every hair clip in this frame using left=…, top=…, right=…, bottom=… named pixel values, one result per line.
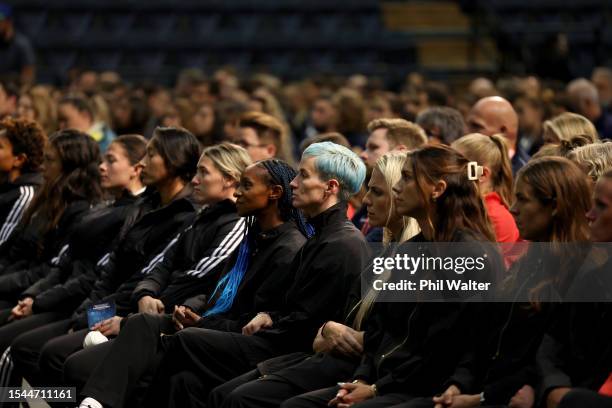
left=467, top=161, right=483, bottom=180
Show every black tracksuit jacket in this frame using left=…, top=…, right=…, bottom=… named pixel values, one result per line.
left=447, top=245, right=594, bottom=405
left=191, top=220, right=308, bottom=332
left=446, top=249, right=554, bottom=405
left=0, top=198, right=92, bottom=300
left=19, top=191, right=142, bottom=314
left=0, top=172, right=43, bottom=248
left=254, top=202, right=371, bottom=352
left=352, top=230, right=504, bottom=397
left=70, top=186, right=197, bottom=329
left=538, top=250, right=612, bottom=399
left=131, top=199, right=246, bottom=313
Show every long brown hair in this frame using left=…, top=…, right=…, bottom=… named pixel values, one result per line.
left=516, top=157, right=591, bottom=243
left=409, top=144, right=496, bottom=242
left=21, top=130, right=103, bottom=237
left=513, top=157, right=591, bottom=306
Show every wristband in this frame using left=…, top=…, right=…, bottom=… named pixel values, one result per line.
left=370, top=384, right=378, bottom=397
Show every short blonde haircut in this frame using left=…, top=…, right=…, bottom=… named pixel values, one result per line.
left=239, top=111, right=295, bottom=166
left=367, top=118, right=411, bottom=133
left=543, top=112, right=599, bottom=144
left=200, top=142, right=252, bottom=182
left=367, top=118, right=427, bottom=150
left=568, top=141, right=612, bottom=181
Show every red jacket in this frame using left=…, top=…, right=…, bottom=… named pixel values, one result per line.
left=485, top=192, right=519, bottom=243
left=485, top=192, right=521, bottom=267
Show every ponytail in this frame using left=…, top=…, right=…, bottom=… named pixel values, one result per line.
left=489, top=134, right=514, bottom=207
left=452, top=133, right=513, bottom=207
left=203, top=218, right=253, bottom=317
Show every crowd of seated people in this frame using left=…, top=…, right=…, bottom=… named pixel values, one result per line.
left=0, top=67, right=609, bottom=408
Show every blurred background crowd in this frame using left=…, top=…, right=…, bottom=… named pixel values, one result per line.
left=0, top=1, right=609, bottom=163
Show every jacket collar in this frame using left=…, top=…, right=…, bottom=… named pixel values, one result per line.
left=147, top=184, right=195, bottom=208
left=308, top=201, right=348, bottom=234
left=113, top=189, right=143, bottom=207
left=16, top=172, right=44, bottom=186
left=200, top=199, right=236, bottom=215
left=141, top=184, right=198, bottom=217
left=255, top=220, right=296, bottom=244
left=484, top=191, right=502, bottom=203
left=2, top=173, right=44, bottom=191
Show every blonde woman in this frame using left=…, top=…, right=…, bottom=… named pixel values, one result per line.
left=351, top=152, right=419, bottom=328
left=543, top=112, right=599, bottom=144
left=568, top=141, right=612, bottom=185
left=452, top=133, right=519, bottom=246
left=17, top=86, right=57, bottom=136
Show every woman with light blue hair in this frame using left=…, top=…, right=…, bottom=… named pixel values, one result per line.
left=299, top=141, right=366, bottom=202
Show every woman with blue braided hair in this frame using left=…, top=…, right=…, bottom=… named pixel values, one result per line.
left=180, top=158, right=313, bottom=326
left=74, top=158, right=309, bottom=408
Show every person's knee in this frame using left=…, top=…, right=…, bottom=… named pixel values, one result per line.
left=124, top=312, right=148, bottom=328
left=175, top=326, right=202, bottom=339
left=125, top=312, right=158, bottom=331
left=170, top=327, right=205, bottom=352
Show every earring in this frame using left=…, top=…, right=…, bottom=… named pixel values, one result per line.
left=431, top=195, right=436, bottom=202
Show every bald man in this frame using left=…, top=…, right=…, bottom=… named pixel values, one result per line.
left=467, top=96, right=529, bottom=174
